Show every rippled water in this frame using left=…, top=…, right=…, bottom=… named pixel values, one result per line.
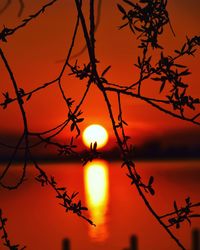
left=0, top=160, right=200, bottom=250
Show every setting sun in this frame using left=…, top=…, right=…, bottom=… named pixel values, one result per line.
left=82, top=124, right=108, bottom=149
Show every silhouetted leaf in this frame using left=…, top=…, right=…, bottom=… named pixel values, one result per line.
left=71, top=192, right=79, bottom=199
left=148, top=186, right=155, bottom=195
left=26, top=93, right=32, bottom=101
left=174, top=49, right=181, bottom=54
left=117, top=4, right=126, bottom=15
left=189, top=214, right=200, bottom=218
left=159, top=80, right=166, bottom=93
left=70, top=123, right=75, bottom=131
left=122, top=120, right=128, bottom=126
left=123, top=0, right=136, bottom=8
left=174, top=64, right=187, bottom=68
left=148, top=176, right=154, bottom=186
left=56, top=187, right=66, bottom=191
left=80, top=207, right=88, bottom=211
left=93, top=141, right=97, bottom=151
left=102, top=65, right=111, bottom=76
left=77, top=118, right=84, bottom=123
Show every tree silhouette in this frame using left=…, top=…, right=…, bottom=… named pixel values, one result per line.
left=0, top=1, right=200, bottom=249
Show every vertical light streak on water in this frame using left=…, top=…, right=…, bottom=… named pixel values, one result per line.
left=84, top=160, right=109, bottom=242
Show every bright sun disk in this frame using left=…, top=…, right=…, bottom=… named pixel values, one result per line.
left=83, top=124, right=108, bottom=149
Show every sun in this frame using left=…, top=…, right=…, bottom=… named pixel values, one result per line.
left=82, top=124, right=108, bottom=149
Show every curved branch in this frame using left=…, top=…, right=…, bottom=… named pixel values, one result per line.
left=0, top=0, right=59, bottom=42
left=66, top=0, right=102, bottom=59
left=104, top=87, right=200, bottom=126
left=75, top=1, right=192, bottom=249
left=0, top=133, right=24, bottom=180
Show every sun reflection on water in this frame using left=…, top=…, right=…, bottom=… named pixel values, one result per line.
left=84, top=160, right=109, bottom=242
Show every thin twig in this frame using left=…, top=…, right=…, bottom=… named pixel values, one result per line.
left=75, top=1, right=190, bottom=249
left=0, top=0, right=59, bottom=42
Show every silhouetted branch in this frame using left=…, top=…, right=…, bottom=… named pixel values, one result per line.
left=117, top=0, right=173, bottom=49
left=0, top=0, right=59, bottom=42
left=0, top=48, right=29, bottom=189
left=32, top=158, right=95, bottom=226
left=0, top=149, right=27, bottom=190
left=0, top=26, right=92, bottom=226
left=104, top=86, right=200, bottom=125
left=0, top=133, right=24, bottom=180
left=81, top=141, right=101, bottom=165
left=0, top=209, right=26, bottom=250
left=0, top=1, right=199, bottom=249
left=121, top=35, right=199, bottom=93
left=74, top=1, right=199, bottom=249
left=70, top=0, right=102, bottom=59
left=162, top=199, right=200, bottom=229
left=160, top=200, right=200, bottom=220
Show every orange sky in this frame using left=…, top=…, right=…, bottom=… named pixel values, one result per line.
left=0, top=0, right=199, bottom=147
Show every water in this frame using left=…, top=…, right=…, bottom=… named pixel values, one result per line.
left=0, top=160, right=200, bottom=250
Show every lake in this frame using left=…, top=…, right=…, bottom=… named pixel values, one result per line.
left=0, top=160, right=200, bottom=250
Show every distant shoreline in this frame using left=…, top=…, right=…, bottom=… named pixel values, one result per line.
left=0, top=155, right=200, bottom=164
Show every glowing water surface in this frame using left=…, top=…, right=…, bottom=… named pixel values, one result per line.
left=84, top=160, right=109, bottom=241
left=0, top=160, right=200, bottom=250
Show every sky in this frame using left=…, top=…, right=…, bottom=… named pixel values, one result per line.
left=0, top=0, right=200, bottom=149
